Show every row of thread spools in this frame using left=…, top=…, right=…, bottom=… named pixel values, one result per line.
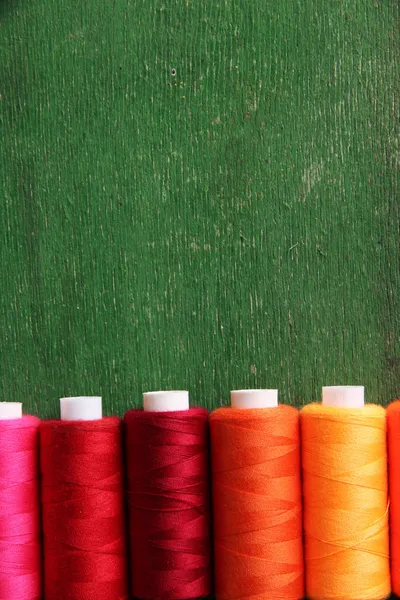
left=2, top=386, right=400, bottom=600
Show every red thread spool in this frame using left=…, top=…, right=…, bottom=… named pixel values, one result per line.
left=125, top=391, right=211, bottom=599
left=0, top=407, right=41, bottom=600
left=40, top=397, right=128, bottom=600
left=387, top=400, right=400, bottom=595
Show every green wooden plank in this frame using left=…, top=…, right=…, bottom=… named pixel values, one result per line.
left=0, top=0, right=398, bottom=417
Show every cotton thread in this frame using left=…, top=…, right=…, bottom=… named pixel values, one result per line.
left=0, top=416, right=41, bottom=600
left=124, top=407, right=211, bottom=599
left=40, top=417, right=128, bottom=600
left=387, top=400, right=400, bottom=595
left=301, top=403, right=390, bottom=600
left=210, top=405, right=304, bottom=600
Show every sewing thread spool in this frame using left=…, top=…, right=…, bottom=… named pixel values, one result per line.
left=0, top=402, right=41, bottom=600
left=387, top=400, right=400, bottom=595
left=210, top=390, right=304, bottom=600
left=301, top=386, right=390, bottom=600
left=125, top=391, right=211, bottom=599
left=40, top=396, right=128, bottom=600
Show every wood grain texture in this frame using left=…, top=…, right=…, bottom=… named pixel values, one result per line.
left=0, top=0, right=398, bottom=417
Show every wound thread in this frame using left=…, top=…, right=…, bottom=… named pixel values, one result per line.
left=40, top=417, right=128, bottom=600
left=0, top=416, right=41, bottom=600
left=124, top=407, right=211, bottom=599
left=301, top=403, right=390, bottom=600
left=210, top=405, right=304, bottom=600
left=387, top=400, right=400, bottom=596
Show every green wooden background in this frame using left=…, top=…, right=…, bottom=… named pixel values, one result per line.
left=0, top=0, right=398, bottom=418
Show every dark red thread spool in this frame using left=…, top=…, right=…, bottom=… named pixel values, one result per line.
left=0, top=406, right=41, bottom=600
left=40, top=396, right=128, bottom=600
left=125, top=391, right=211, bottom=599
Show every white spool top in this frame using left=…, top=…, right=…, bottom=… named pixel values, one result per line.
left=231, top=389, right=278, bottom=409
left=0, top=402, right=22, bottom=419
left=60, top=396, right=102, bottom=421
left=143, top=391, right=189, bottom=412
left=322, top=386, right=364, bottom=408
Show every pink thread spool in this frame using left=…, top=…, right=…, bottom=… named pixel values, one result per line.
left=0, top=402, right=41, bottom=599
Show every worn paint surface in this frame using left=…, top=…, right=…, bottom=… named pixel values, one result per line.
left=0, top=0, right=398, bottom=417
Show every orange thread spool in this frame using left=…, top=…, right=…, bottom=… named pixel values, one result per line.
left=301, top=392, right=390, bottom=600
left=387, top=400, right=400, bottom=595
left=210, top=396, right=304, bottom=600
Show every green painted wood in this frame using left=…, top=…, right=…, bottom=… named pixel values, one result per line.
left=0, top=0, right=398, bottom=418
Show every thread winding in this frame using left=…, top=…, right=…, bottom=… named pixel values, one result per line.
left=125, top=407, right=211, bottom=599
left=0, top=416, right=41, bottom=600
left=387, top=400, right=400, bottom=595
left=40, top=417, right=128, bottom=600
left=210, top=405, right=304, bottom=600
left=301, top=403, right=390, bottom=600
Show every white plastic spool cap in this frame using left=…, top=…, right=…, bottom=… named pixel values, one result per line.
left=231, top=389, right=278, bottom=409
left=0, top=402, right=22, bottom=420
left=60, top=397, right=102, bottom=421
left=322, top=386, right=364, bottom=408
left=143, top=391, right=189, bottom=412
